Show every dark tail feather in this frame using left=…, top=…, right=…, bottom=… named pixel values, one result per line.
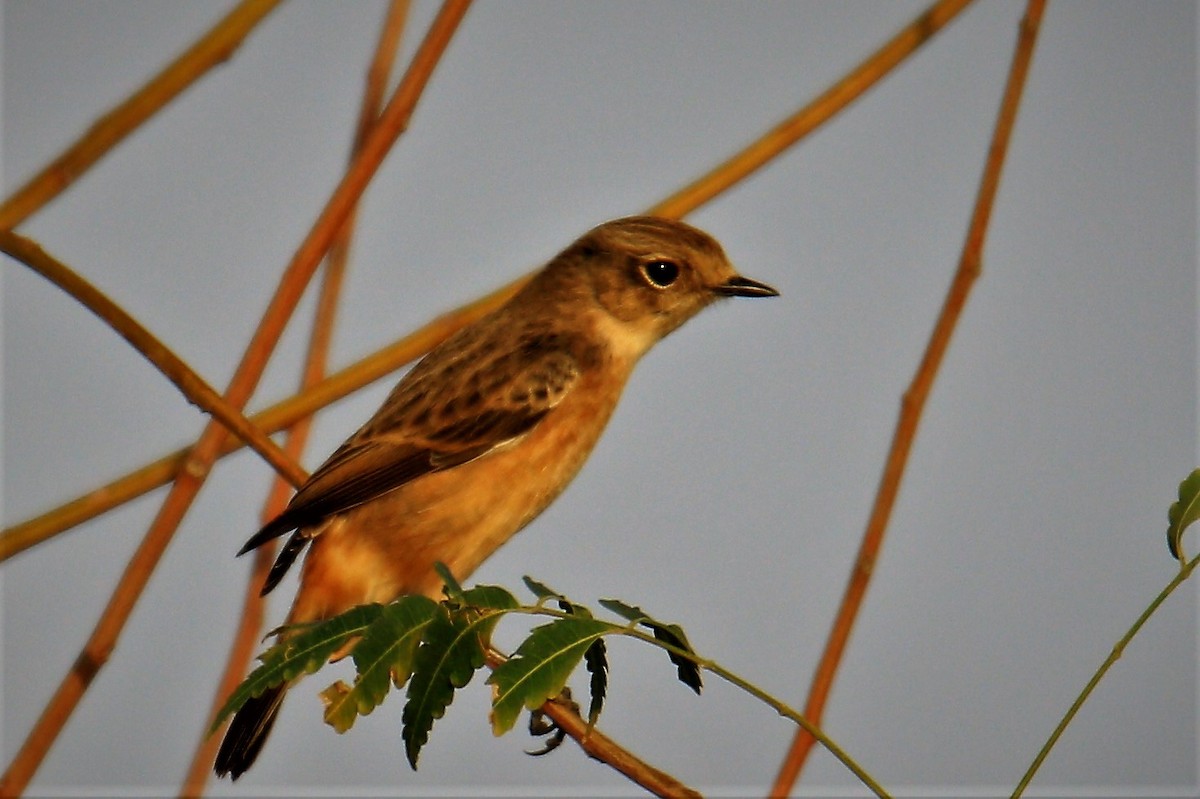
left=214, top=683, right=287, bottom=780
left=260, top=530, right=309, bottom=596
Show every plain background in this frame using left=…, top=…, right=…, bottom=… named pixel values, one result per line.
left=1, top=1, right=1196, bottom=795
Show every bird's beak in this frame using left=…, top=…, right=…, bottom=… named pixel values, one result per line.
left=714, top=275, right=780, bottom=298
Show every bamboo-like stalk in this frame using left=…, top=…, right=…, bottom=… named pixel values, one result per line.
left=0, top=0, right=283, bottom=231
left=0, top=3, right=472, bottom=794
left=0, top=231, right=306, bottom=489
left=178, top=3, right=411, bottom=794
left=1, top=0, right=976, bottom=564
left=0, top=277, right=521, bottom=563
left=649, top=0, right=975, bottom=219
left=768, top=1, right=1047, bottom=794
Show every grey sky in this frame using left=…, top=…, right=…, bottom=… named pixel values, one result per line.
left=2, top=1, right=1196, bottom=795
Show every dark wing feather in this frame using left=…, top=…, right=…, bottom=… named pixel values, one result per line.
left=238, top=335, right=583, bottom=591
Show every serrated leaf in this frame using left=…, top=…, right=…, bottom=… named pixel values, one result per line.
left=1167, top=468, right=1200, bottom=560
left=522, top=576, right=596, bottom=617
left=652, top=623, right=702, bottom=694
left=598, top=598, right=702, bottom=693
left=583, top=638, right=608, bottom=726
left=461, top=584, right=519, bottom=612
left=488, top=616, right=611, bottom=735
left=210, top=603, right=383, bottom=734
left=321, top=595, right=440, bottom=733
left=522, top=575, right=563, bottom=601
left=401, top=589, right=517, bottom=768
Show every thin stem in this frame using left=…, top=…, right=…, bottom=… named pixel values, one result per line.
left=535, top=694, right=701, bottom=798
left=0, top=4, right=471, bottom=793
left=179, top=4, right=411, bottom=793
left=1011, top=553, right=1200, bottom=798
left=0, top=276, right=522, bottom=563
left=0, top=0, right=283, bottom=230
left=769, top=1, right=1046, bottom=795
left=0, top=231, right=306, bottom=488
left=648, top=0, right=975, bottom=220
left=497, top=606, right=888, bottom=798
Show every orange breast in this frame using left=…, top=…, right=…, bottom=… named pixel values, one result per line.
left=287, top=366, right=627, bottom=624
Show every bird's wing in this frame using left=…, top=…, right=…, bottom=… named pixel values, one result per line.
left=239, top=340, right=581, bottom=561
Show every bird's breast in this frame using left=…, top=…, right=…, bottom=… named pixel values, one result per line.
left=293, top=365, right=630, bottom=616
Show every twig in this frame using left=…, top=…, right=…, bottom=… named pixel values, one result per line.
left=0, top=3, right=471, bottom=794
left=648, top=0, right=975, bottom=219
left=538, top=696, right=702, bottom=799
left=0, top=231, right=306, bottom=489
left=483, top=648, right=702, bottom=799
left=0, top=0, right=282, bottom=231
left=179, top=3, right=411, bottom=793
left=0, top=276, right=521, bottom=563
left=768, top=1, right=1046, bottom=795
left=1012, top=551, right=1199, bottom=798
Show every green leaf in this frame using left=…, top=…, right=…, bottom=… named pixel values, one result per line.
left=599, top=598, right=702, bottom=694
left=210, top=603, right=383, bottom=734
left=521, top=575, right=595, bottom=617
left=598, top=597, right=650, bottom=624
left=583, top=638, right=608, bottom=726
left=320, top=595, right=440, bottom=733
left=488, top=616, right=610, bottom=735
left=522, top=575, right=563, bottom=601
left=434, top=561, right=464, bottom=601
left=1167, top=468, right=1200, bottom=560
left=461, top=584, right=519, bottom=611
left=652, top=623, right=702, bottom=694
left=401, top=588, right=517, bottom=768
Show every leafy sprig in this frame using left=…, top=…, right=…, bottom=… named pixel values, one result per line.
left=211, top=569, right=887, bottom=797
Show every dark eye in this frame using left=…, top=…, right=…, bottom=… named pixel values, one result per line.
left=640, top=260, right=679, bottom=288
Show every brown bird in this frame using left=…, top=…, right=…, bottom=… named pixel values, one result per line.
left=215, top=215, right=778, bottom=779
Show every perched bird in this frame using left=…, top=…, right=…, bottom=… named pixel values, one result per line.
left=214, top=215, right=778, bottom=779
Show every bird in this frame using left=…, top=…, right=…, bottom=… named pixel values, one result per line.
left=214, top=215, right=778, bottom=779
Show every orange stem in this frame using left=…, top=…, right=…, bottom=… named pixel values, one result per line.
left=0, top=231, right=305, bottom=488
left=0, top=2, right=470, bottom=794
left=0, top=0, right=283, bottom=230
left=0, top=276, right=520, bottom=563
left=649, top=0, right=975, bottom=219
left=768, top=1, right=1046, bottom=795
left=178, top=3, right=411, bottom=793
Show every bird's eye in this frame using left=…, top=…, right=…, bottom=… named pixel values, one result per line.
left=639, top=260, right=680, bottom=288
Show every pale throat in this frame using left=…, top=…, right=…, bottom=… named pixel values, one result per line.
left=587, top=307, right=659, bottom=365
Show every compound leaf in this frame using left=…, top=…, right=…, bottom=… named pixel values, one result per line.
left=321, top=595, right=440, bottom=733
left=599, top=598, right=702, bottom=693
left=401, top=587, right=516, bottom=767
left=210, top=603, right=383, bottom=734
left=489, top=616, right=610, bottom=735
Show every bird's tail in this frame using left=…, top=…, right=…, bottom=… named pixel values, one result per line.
left=214, top=682, right=287, bottom=780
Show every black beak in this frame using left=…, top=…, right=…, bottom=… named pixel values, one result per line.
left=714, top=275, right=780, bottom=298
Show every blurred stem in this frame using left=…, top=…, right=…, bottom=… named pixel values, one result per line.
left=769, top=1, right=1046, bottom=795
left=649, top=0, right=975, bottom=219
left=0, top=0, right=282, bottom=230
left=0, top=231, right=306, bottom=488
left=178, top=3, right=411, bottom=793
left=0, top=3, right=471, bottom=794
left=0, top=277, right=520, bottom=563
